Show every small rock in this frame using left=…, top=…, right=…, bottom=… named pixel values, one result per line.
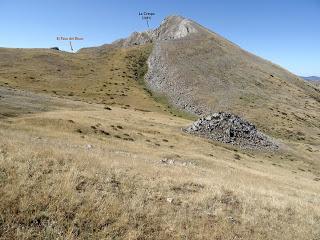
left=86, top=144, right=93, bottom=149
left=160, top=158, right=175, bottom=165
left=212, top=113, right=220, bottom=118
left=166, top=197, right=173, bottom=203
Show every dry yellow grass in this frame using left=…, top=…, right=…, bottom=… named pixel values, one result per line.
left=0, top=97, right=319, bottom=239
left=0, top=45, right=319, bottom=239
left=0, top=45, right=188, bottom=118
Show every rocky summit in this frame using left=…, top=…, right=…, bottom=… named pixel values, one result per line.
left=184, top=112, right=279, bottom=150
left=114, top=16, right=201, bottom=47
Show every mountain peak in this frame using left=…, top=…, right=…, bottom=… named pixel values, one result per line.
left=116, top=15, right=204, bottom=47
left=160, top=15, right=187, bottom=26
left=154, top=15, right=199, bottom=40
left=163, top=15, right=186, bottom=20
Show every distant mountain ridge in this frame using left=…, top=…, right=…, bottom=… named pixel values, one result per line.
left=301, top=76, right=320, bottom=81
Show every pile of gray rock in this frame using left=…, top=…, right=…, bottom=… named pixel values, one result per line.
left=184, top=112, right=278, bottom=150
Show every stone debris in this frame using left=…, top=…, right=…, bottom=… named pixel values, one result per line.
left=160, top=158, right=175, bottom=165
left=85, top=144, right=93, bottom=150
left=159, top=158, right=195, bottom=167
left=166, top=197, right=173, bottom=203
left=184, top=112, right=278, bottom=150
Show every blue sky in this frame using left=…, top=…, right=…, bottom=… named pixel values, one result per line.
left=0, top=0, right=319, bottom=76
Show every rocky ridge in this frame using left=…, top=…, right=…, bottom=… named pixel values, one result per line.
left=114, top=16, right=201, bottom=47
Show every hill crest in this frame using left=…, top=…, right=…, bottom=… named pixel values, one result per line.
left=115, top=15, right=206, bottom=47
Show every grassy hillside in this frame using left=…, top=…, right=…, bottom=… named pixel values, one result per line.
left=0, top=89, right=319, bottom=239
left=0, top=41, right=319, bottom=239
left=0, top=46, right=194, bottom=120
left=0, top=46, right=155, bottom=114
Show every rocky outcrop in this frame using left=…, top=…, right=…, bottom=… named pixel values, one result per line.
left=114, top=16, right=202, bottom=47
left=114, top=31, right=153, bottom=47
left=151, top=16, right=200, bottom=40
left=184, top=112, right=279, bottom=150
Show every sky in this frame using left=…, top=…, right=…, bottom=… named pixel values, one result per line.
left=0, top=0, right=319, bottom=76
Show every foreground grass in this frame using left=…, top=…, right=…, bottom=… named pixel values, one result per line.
left=0, top=104, right=319, bottom=239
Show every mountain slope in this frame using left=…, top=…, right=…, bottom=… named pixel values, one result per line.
left=143, top=16, right=320, bottom=145
left=0, top=45, right=181, bottom=116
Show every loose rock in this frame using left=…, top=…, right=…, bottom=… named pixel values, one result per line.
left=86, top=144, right=93, bottom=149
left=166, top=197, right=173, bottom=203
left=184, top=112, right=278, bottom=150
